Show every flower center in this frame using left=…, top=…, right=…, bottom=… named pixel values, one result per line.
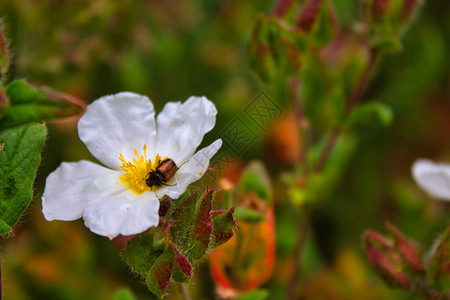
left=119, top=145, right=166, bottom=195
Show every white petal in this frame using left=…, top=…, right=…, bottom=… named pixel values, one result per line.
left=155, top=96, right=217, bottom=164
left=412, top=159, right=450, bottom=200
left=83, top=190, right=160, bottom=239
left=156, top=139, right=222, bottom=199
left=42, top=161, right=121, bottom=221
left=78, top=92, right=156, bottom=170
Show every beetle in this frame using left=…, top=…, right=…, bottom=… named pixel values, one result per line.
left=145, top=158, right=178, bottom=188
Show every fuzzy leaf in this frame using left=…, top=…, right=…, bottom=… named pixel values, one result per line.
left=185, top=189, right=214, bottom=260
left=122, top=234, right=165, bottom=277
left=210, top=207, right=237, bottom=249
left=171, top=243, right=193, bottom=282
left=146, top=245, right=175, bottom=298
left=172, top=192, right=199, bottom=242
left=0, top=123, right=46, bottom=234
left=0, top=80, right=84, bottom=130
left=111, top=288, right=137, bottom=300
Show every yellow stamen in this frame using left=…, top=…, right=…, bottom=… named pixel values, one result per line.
left=119, top=145, right=166, bottom=194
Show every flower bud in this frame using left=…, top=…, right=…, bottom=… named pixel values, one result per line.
left=295, top=0, right=334, bottom=47
left=247, top=14, right=306, bottom=82
left=362, top=0, right=389, bottom=21
left=363, top=230, right=411, bottom=289
left=361, top=0, right=422, bottom=52
left=385, top=221, right=425, bottom=274
left=297, top=0, right=323, bottom=33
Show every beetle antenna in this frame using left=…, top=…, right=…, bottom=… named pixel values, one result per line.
left=178, top=160, right=189, bottom=168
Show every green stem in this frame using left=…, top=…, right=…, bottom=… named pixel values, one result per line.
left=291, top=77, right=311, bottom=175
left=288, top=49, right=381, bottom=299
left=286, top=206, right=310, bottom=300
left=313, top=50, right=380, bottom=173
left=345, top=49, right=379, bottom=114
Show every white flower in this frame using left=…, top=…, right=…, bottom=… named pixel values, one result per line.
left=42, top=92, right=222, bottom=239
left=412, top=159, right=450, bottom=200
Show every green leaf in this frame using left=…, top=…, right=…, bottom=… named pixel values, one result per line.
left=0, top=123, right=46, bottom=234
left=371, top=36, right=403, bottom=53
left=0, top=80, right=84, bottom=130
left=345, top=102, right=393, bottom=129
left=238, top=161, right=272, bottom=203
left=210, top=207, right=237, bottom=248
left=121, top=233, right=165, bottom=277
left=184, top=189, right=214, bottom=260
left=111, top=287, right=137, bottom=300
left=146, top=245, right=175, bottom=298
left=237, top=289, right=269, bottom=300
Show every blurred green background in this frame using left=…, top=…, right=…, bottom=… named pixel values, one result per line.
left=0, top=0, right=449, bottom=299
